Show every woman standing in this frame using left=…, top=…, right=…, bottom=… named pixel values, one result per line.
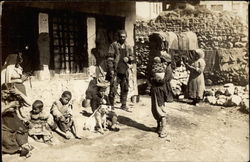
left=150, top=51, right=173, bottom=138
left=184, top=49, right=206, bottom=106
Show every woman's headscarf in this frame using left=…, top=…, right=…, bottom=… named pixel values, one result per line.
left=1, top=53, right=22, bottom=71
left=1, top=54, right=18, bottom=72
left=195, top=49, right=205, bottom=59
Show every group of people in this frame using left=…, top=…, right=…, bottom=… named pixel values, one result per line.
left=1, top=30, right=135, bottom=158
left=2, top=86, right=84, bottom=157
left=1, top=29, right=206, bottom=158
left=93, top=30, right=135, bottom=112
left=148, top=47, right=206, bottom=138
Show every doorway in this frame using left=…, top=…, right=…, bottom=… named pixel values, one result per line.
left=95, top=15, right=125, bottom=65
left=2, top=4, right=39, bottom=72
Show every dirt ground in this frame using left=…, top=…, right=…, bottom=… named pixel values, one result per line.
left=2, top=95, right=249, bottom=162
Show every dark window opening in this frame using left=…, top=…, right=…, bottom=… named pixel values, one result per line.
left=49, top=12, right=87, bottom=74
left=1, top=5, right=39, bottom=73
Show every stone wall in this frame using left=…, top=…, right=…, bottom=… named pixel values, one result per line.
left=23, top=77, right=91, bottom=113
left=134, top=7, right=248, bottom=86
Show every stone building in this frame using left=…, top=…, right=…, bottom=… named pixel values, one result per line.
left=0, top=1, right=137, bottom=106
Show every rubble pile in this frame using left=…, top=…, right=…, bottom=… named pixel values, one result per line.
left=135, top=9, right=248, bottom=50
left=204, top=84, right=249, bottom=113
left=135, top=7, right=248, bottom=86
left=171, top=63, right=189, bottom=97
left=135, top=42, right=150, bottom=78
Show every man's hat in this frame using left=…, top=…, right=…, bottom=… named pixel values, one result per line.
left=117, top=30, right=127, bottom=36
left=96, top=78, right=110, bottom=91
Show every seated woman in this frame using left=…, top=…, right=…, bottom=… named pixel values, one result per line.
left=1, top=88, right=33, bottom=158
left=28, top=100, right=56, bottom=144
left=1, top=53, right=30, bottom=105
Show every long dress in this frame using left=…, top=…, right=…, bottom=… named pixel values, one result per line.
left=28, top=111, right=54, bottom=142
left=186, top=58, right=206, bottom=99
left=2, top=109, right=29, bottom=154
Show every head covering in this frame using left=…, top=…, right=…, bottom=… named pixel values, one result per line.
left=117, top=30, right=127, bottom=36
left=1, top=54, right=18, bottom=71
left=1, top=85, right=31, bottom=106
left=96, top=78, right=110, bottom=91
left=153, top=56, right=161, bottom=63
left=195, top=49, right=205, bottom=59
left=160, top=51, right=171, bottom=62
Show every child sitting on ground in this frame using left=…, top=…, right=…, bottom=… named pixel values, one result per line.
left=89, top=82, right=120, bottom=133
left=50, top=91, right=81, bottom=139
left=28, top=100, right=56, bottom=144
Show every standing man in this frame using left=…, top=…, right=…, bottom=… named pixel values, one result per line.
left=107, top=30, right=135, bottom=112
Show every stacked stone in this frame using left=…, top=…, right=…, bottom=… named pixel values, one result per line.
left=135, top=9, right=248, bottom=50
left=171, top=63, right=189, bottom=97
left=135, top=8, right=248, bottom=86
left=135, top=42, right=150, bottom=79
left=204, top=48, right=248, bottom=86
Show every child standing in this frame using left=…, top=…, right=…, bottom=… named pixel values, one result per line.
left=90, top=82, right=120, bottom=132
left=50, top=91, right=81, bottom=139
left=28, top=100, right=55, bottom=144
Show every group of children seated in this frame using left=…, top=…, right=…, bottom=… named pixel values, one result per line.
left=26, top=82, right=120, bottom=145
left=2, top=80, right=120, bottom=159
left=27, top=91, right=81, bottom=144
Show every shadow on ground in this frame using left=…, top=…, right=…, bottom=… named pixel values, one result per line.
left=166, top=114, right=197, bottom=129
left=118, top=116, right=155, bottom=132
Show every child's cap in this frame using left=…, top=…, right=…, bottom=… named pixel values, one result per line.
left=117, top=30, right=127, bottom=36
left=160, top=51, right=171, bottom=63
left=153, top=56, right=161, bottom=63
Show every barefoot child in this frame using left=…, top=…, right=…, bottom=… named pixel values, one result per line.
left=50, top=91, right=81, bottom=139
left=28, top=100, right=55, bottom=144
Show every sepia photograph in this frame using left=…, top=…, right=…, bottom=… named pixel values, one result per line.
left=0, top=0, right=249, bottom=161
